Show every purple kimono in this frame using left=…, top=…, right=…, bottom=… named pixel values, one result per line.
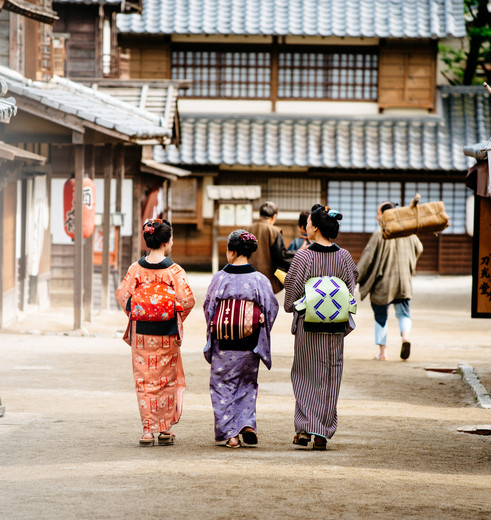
left=203, top=264, right=278, bottom=441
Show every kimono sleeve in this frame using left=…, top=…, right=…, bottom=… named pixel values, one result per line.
left=283, top=250, right=310, bottom=313
left=115, top=262, right=139, bottom=315
left=170, top=264, right=195, bottom=321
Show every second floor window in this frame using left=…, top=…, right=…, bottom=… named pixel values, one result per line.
left=172, top=50, right=271, bottom=98
left=278, top=51, right=378, bottom=100
left=172, top=45, right=378, bottom=101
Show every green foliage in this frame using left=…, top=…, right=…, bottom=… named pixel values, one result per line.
left=439, top=0, right=491, bottom=85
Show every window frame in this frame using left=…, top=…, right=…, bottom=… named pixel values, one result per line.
left=171, top=43, right=379, bottom=102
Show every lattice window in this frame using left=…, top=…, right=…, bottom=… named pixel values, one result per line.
left=278, top=50, right=378, bottom=100
left=328, top=180, right=401, bottom=232
left=172, top=49, right=271, bottom=98
left=268, top=177, right=321, bottom=212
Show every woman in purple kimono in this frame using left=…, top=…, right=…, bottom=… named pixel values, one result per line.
left=203, top=230, right=279, bottom=448
left=284, top=205, right=358, bottom=450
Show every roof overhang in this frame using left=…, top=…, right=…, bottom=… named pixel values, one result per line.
left=140, top=159, right=191, bottom=181
left=0, top=0, right=59, bottom=24
left=0, top=141, right=46, bottom=164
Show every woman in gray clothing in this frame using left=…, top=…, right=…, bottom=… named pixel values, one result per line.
left=284, top=205, right=358, bottom=450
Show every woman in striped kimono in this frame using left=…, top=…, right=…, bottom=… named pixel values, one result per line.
left=203, top=230, right=278, bottom=448
left=284, top=205, right=358, bottom=450
left=116, top=219, right=195, bottom=446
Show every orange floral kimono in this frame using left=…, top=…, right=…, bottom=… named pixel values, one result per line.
left=115, top=257, right=195, bottom=434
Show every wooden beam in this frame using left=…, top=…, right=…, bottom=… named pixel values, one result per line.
left=131, top=175, right=141, bottom=263
left=212, top=200, right=219, bottom=274
left=73, top=144, right=84, bottom=330
left=115, top=144, right=125, bottom=281
left=101, top=144, right=113, bottom=310
left=83, top=146, right=95, bottom=322
left=18, top=178, right=27, bottom=311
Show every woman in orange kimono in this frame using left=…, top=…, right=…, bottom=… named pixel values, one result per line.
left=116, top=219, right=195, bottom=446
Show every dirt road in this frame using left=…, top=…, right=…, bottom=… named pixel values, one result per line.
left=0, top=275, right=489, bottom=519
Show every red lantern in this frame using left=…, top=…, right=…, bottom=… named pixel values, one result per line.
left=63, top=176, right=96, bottom=239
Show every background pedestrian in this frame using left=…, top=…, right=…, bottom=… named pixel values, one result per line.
left=357, top=201, right=424, bottom=361
left=248, top=201, right=295, bottom=294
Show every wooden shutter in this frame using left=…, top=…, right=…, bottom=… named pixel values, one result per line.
left=378, top=46, right=435, bottom=110
left=129, top=45, right=171, bottom=79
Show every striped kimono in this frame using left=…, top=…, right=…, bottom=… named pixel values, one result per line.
left=116, top=257, right=195, bottom=434
left=284, top=243, right=358, bottom=440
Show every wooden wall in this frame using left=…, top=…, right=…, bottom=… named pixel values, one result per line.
left=3, top=181, right=17, bottom=292
left=53, top=6, right=99, bottom=78
left=0, top=10, right=9, bottom=67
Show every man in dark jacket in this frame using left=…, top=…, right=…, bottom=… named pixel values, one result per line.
left=248, top=201, right=295, bottom=294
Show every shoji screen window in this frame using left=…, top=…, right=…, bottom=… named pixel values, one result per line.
left=327, top=181, right=364, bottom=232
left=405, top=182, right=469, bottom=234
left=328, top=181, right=401, bottom=232
left=364, top=181, right=402, bottom=233
left=268, top=177, right=321, bottom=215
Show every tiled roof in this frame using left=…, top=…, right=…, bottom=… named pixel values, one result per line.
left=117, top=0, right=466, bottom=38
left=154, top=87, right=491, bottom=172
left=91, top=80, right=184, bottom=144
left=0, top=79, right=17, bottom=123
left=0, top=66, right=173, bottom=143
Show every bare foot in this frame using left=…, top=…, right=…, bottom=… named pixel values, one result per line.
left=374, top=354, right=387, bottom=360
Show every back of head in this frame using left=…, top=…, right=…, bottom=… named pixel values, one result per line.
left=142, top=219, right=172, bottom=249
left=227, top=229, right=258, bottom=258
left=310, top=205, right=342, bottom=240
left=298, top=211, right=309, bottom=230
left=378, top=201, right=397, bottom=214
left=259, top=201, right=278, bottom=218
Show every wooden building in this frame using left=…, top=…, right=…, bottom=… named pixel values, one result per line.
left=0, top=1, right=187, bottom=329
left=114, top=0, right=487, bottom=274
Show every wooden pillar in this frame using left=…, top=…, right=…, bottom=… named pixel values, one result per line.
left=212, top=200, right=219, bottom=274
left=83, top=146, right=95, bottom=322
left=101, top=144, right=113, bottom=310
left=18, top=178, right=28, bottom=312
left=115, top=144, right=125, bottom=280
left=131, top=175, right=142, bottom=263
left=73, top=143, right=85, bottom=330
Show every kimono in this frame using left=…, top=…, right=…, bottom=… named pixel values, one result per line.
left=203, top=264, right=278, bottom=441
left=284, top=243, right=358, bottom=440
left=115, top=257, right=195, bottom=434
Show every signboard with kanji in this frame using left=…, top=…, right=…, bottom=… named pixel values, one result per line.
left=471, top=196, right=491, bottom=318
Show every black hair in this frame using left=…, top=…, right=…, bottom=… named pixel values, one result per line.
left=227, top=229, right=258, bottom=258
left=310, top=205, right=342, bottom=240
left=142, top=219, right=172, bottom=249
left=298, top=211, right=309, bottom=230
left=259, top=201, right=278, bottom=218
left=379, top=201, right=397, bottom=214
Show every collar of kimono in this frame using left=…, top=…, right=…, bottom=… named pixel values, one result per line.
left=223, top=263, right=256, bottom=274
left=308, top=242, right=340, bottom=253
left=138, top=256, right=174, bottom=269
